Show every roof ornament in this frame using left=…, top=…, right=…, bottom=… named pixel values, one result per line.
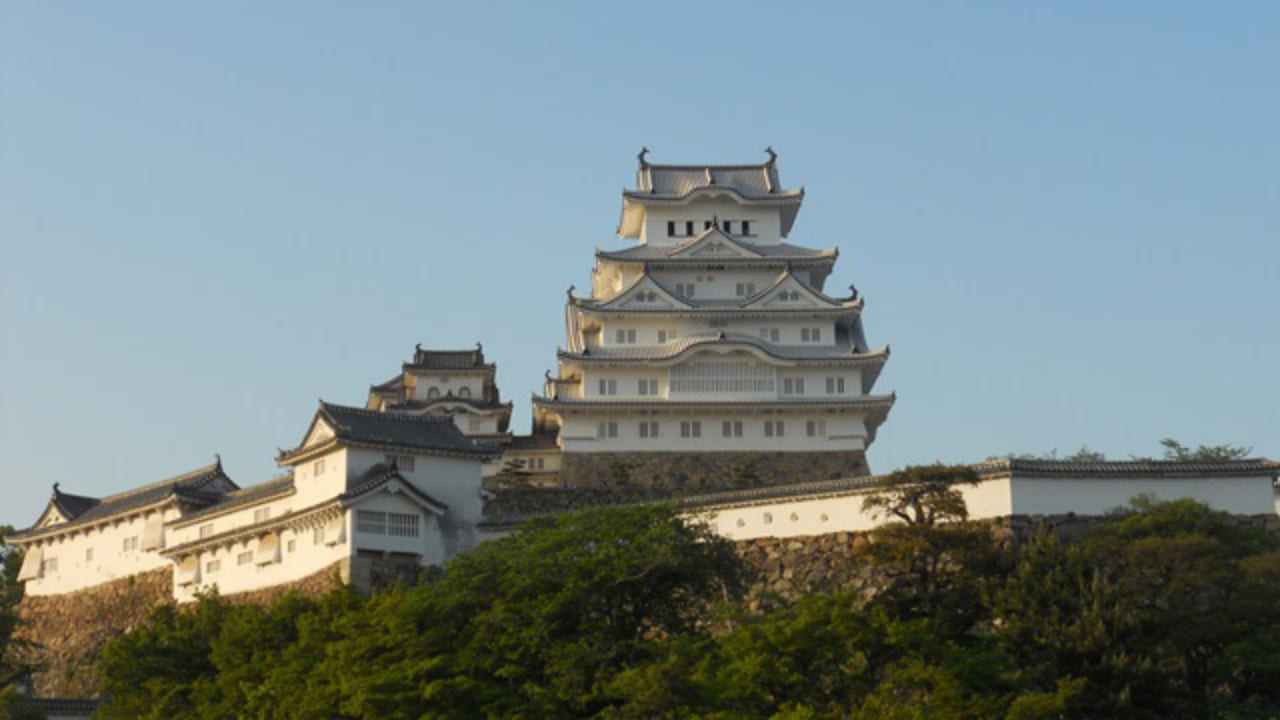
left=637, top=147, right=649, bottom=168
left=849, top=284, right=859, bottom=300
left=53, top=482, right=60, bottom=494
left=764, top=146, right=777, bottom=166
left=566, top=284, right=575, bottom=299
left=717, top=330, right=727, bottom=340
left=215, top=453, right=222, bottom=469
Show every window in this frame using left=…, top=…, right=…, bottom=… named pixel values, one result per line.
left=806, top=420, right=827, bottom=437
left=254, top=508, right=271, bottom=523
left=764, top=420, right=785, bottom=437
left=122, top=536, right=139, bottom=552
left=685, top=220, right=694, bottom=235
left=388, top=513, right=419, bottom=538
left=199, top=524, right=213, bottom=539
left=782, top=377, right=805, bottom=395
left=680, top=421, right=702, bottom=438
left=759, top=328, right=780, bottom=343
left=427, top=387, right=440, bottom=399
left=356, top=510, right=387, bottom=535
left=314, top=458, right=325, bottom=476
left=742, top=220, right=753, bottom=236
left=386, top=454, right=416, bottom=471
left=85, top=548, right=93, bottom=562
left=667, top=220, right=676, bottom=236
left=313, top=527, right=324, bottom=545
left=614, top=329, right=637, bottom=344
left=670, top=360, right=775, bottom=393
left=709, top=319, right=729, bottom=328
left=800, top=327, right=822, bottom=343
left=469, top=417, right=484, bottom=432
left=657, top=329, right=667, bottom=343
left=287, top=540, right=296, bottom=553
left=825, top=377, right=846, bottom=394
left=722, top=220, right=731, bottom=232
left=638, top=421, right=660, bottom=438
left=735, top=282, right=757, bottom=297
left=722, top=420, right=743, bottom=437
left=41, top=557, right=57, bottom=574
left=458, top=386, right=471, bottom=398
left=597, top=378, right=617, bottom=396
left=674, top=282, right=695, bottom=297
left=638, top=378, right=658, bottom=396
left=596, top=421, right=618, bottom=439
left=237, top=551, right=252, bottom=566
left=704, top=220, right=714, bottom=230
left=206, top=559, right=221, bottom=574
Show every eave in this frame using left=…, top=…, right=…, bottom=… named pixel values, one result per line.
left=531, top=393, right=896, bottom=413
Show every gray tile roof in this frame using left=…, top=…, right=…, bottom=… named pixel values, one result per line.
left=11, top=462, right=235, bottom=540
left=632, top=151, right=797, bottom=200
left=508, top=433, right=560, bottom=451
left=597, top=238, right=833, bottom=262
left=559, top=332, right=886, bottom=363
left=280, top=402, right=490, bottom=459
left=174, top=475, right=296, bottom=524
left=980, top=458, right=1280, bottom=478
left=341, top=462, right=447, bottom=511
left=406, top=343, right=492, bottom=370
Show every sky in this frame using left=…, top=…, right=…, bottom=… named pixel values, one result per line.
left=2, top=2, right=1278, bottom=527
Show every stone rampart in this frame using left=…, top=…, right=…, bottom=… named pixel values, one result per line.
left=558, top=450, right=869, bottom=491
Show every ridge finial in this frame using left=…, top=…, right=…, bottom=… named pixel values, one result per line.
left=566, top=284, right=576, bottom=299
left=637, top=147, right=649, bottom=167
left=764, top=146, right=777, bottom=165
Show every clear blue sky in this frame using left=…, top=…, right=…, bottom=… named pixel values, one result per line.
left=3, top=2, right=1277, bottom=527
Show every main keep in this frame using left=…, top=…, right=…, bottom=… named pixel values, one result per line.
left=531, top=149, right=895, bottom=488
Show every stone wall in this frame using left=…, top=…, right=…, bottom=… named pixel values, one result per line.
left=221, top=561, right=347, bottom=605
left=558, top=450, right=869, bottom=491
left=9, top=569, right=173, bottom=698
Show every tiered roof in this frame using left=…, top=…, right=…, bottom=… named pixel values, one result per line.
left=597, top=227, right=834, bottom=263
left=278, top=401, right=491, bottom=463
left=10, top=461, right=236, bottom=541
left=574, top=266, right=860, bottom=317
left=619, top=149, right=805, bottom=238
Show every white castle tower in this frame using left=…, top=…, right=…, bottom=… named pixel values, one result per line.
left=531, top=149, right=895, bottom=489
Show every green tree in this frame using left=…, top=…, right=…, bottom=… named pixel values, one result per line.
left=1158, top=438, right=1252, bottom=462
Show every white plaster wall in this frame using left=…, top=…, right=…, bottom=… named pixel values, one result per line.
left=1008, top=476, right=1275, bottom=516
left=288, top=448, right=349, bottom=508
left=591, top=316, right=838, bottom=350
left=177, top=523, right=350, bottom=603
left=349, top=492, right=446, bottom=566
left=640, top=199, right=781, bottom=246
left=345, top=448, right=485, bottom=557
left=409, top=372, right=486, bottom=401
left=21, top=507, right=180, bottom=596
left=168, top=493, right=295, bottom=548
left=557, top=411, right=869, bottom=453
left=577, top=366, right=863, bottom=402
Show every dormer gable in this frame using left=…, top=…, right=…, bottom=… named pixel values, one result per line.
left=598, top=273, right=693, bottom=311
left=746, top=269, right=843, bottom=310
left=668, top=227, right=764, bottom=260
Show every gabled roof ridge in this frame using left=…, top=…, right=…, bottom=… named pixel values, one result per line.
left=319, top=400, right=455, bottom=425
left=94, top=460, right=228, bottom=505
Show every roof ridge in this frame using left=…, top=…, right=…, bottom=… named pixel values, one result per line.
left=320, top=400, right=455, bottom=423
left=95, top=461, right=224, bottom=504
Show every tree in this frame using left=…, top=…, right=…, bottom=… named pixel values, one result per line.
left=1158, top=438, right=1252, bottom=462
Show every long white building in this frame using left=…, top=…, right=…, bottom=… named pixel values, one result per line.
left=10, top=402, right=492, bottom=601
left=533, top=150, right=894, bottom=486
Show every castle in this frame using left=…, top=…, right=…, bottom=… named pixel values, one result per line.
left=9, top=152, right=1280, bottom=605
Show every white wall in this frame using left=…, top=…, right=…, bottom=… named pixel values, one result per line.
left=409, top=371, right=486, bottom=401
left=21, top=506, right=181, bottom=596
left=1008, top=476, right=1274, bottom=516
left=640, top=199, right=781, bottom=246
left=557, top=410, right=869, bottom=453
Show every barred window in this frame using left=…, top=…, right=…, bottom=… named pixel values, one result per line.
left=722, top=420, right=743, bottom=437
left=206, top=559, right=221, bottom=574
left=388, top=513, right=419, bottom=538
left=386, top=454, right=415, bottom=471
left=825, top=377, right=846, bottom=394
left=41, top=557, right=58, bottom=574
left=680, top=421, right=702, bottom=438
left=312, top=527, right=324, bottom=545
left=670, top=361, right=774, bottom=394
left=237, top=551, right=252, bottom=566
left=122, top=536, right=139, bottom=552
left=597, top=421, right=618, bottom=439
left=356, top=510, right=387, bottom=535
left=199, top=524, right=213, bottom=539
left=254, top=507, right=270, bottom=523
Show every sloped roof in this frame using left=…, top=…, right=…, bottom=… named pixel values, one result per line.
left=278, top=402, right=490, bottom=462
left=558, top=332, right=888, bottom=365
left=173, top=475, right=297, bottom=525
left=10, top=461, right=235, bottom=541
left=978, top=458, right=1280, bottom=478
left=597, top=229, right=834, bottom=263
left=341, top=463, right=448, bottom=514
left=406, top=344, right=492, bottom=371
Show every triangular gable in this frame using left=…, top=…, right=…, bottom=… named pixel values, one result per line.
left=342, top=473, right=448, bottom=516
left=744, top=270, right=842, bottom=310
left=34, top=503, right=66, bottom=529
left=300, top=413, right=337, bottom=449
left=598, top=273, right=693, bottom=311
left=669, top=227, right=763, bottom=260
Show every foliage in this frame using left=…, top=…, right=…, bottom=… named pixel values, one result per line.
left=861, top=464, right=980, bottom=526
left=0, top=526, right=33, bottom=709
left=95, top=496, right=1280, bottom=719
left=1158, top=437, right=1252, bottom=462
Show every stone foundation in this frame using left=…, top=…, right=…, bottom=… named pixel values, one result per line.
left=558, top=450, right=869, bottom=491
left=221, top=561, right=348, bottom=605
left=9, top=569, right=173, bottom=698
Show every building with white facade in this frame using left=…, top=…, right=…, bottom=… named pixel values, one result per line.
left=366, top=344, right=514, bottom=478
left=532, top=149, right=894, bottom=487
left=10, top=401, right=492, bottom=601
